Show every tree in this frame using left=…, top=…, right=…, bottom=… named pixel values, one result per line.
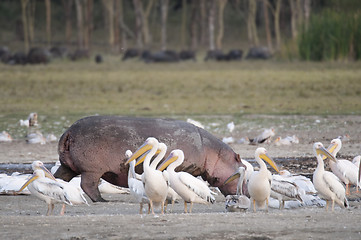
left=274, top=0, right=282, bottom=50
left=21, top=0, right=30, bottom=52
left=247, top=0, right=259, bottom=46
left=181, top=0, right=188, bottom=49
left=45, top=0, right=51, bottom=47
left=190, top=0, right=199, bottom=50
left=160, top=0, right=169, bottom=51
left=216, top=0, right=227, bottom=50
left=75, top=0, right=84, bottom=49
left=263, top=0, right=273, bottom=51
left=208, top=0, right=216, bottom=51
left=132, top=0, right=144, bottom=49
left=62, top=0, right=73, bottom=48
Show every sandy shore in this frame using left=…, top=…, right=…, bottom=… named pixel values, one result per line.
left=1, top=115, right=361, bottom=239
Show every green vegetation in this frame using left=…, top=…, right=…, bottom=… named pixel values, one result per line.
left=299, top=10, right=361, bottom=61
left=1, top=59, right=361, bottom=119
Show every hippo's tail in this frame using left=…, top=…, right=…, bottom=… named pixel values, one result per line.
left=55, top=130, right=78, bottom=181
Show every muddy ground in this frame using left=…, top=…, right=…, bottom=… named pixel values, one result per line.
left=0, top=115, right=361, bottom=239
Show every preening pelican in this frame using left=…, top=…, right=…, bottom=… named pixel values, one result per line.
left=18, top=170, right=72, bottom=215
left=125, top=137, right=168, bottom=214
left=247, top=147, right=279, bottom=212
left=224, top=167, right=250, bottom=212
left=326, top=138, right=359, bottom=194
left=158, top=149, right=215, bottom=213
left=313, top=142, right=348, bottom=211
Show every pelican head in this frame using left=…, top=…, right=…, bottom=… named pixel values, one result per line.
left=157, top=149, right=184, bottom=171
left=279, top=170, right=291, bottom=176
left=18, top=169, right=45, bottom=192
left=326, top=138, right=342, bottom=157
left=125, top=137, right=159, bottom=166
left=313, top=142, right=337, bottom=162
left=223, top=166, right=246, bottom=185
left=31, top=161, right=56, bottom=180
left=255, top=147, right=280, bottom=173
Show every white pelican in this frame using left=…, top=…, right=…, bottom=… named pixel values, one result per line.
left=26, top=131, right=46, bottom=145
left=224, top=167, right=251, bottom=212
left=32, top=161, right=56, bottom=180
left=158, top=149, right=215, bottom=213
left=274, top=135, right=299, bottom=146
left=125, top=137, right=169, bottom=214
left=271, top=174, right=303, bottom=209
left=352, top=156, right=360, bottom=167
left=19, top=112, right=38, bottom=127
left=0, top=172, right=31, bottom=195
left=279, top=170, right=317, bottom=195
left=241, top=159, right=254, bottom=182
left=227, top=122, right=235, bottom=132
left=326, top=138, right=359, bottom=194
left=247, top=147, right=279, bottom=212
left=19, top=169, right=73, bottom=215
left=313, top=142, right=348, bottom=211
left=0, top=131, right=12, bottom=142
left=251, top=128, right=275, bottom=144
left=186, top=118, right=204, bottom=129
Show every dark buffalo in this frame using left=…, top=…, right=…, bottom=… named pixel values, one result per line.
left=122, top=48, right=140, bottom=61
left=68, top=49, right=89, bottom=61
left=27, top=47, right=51, bottom=64
left=10, top=51, right=28, bottom=65
left=246, top=46, right=271, bottom=60
left=179, top=50, right=196, bottom=61
left=95, top=54, right=103, bottom=64
left=50, top=46, right=68, bottom=58
left=54, top=116, right=245, bottom=202
left=142, top=50, right=180, bottom=63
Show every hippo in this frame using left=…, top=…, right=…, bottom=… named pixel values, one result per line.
left=54, top=116, right=245, bottom=202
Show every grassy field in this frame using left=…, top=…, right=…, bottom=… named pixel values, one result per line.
left=1, top=57, right=361, bottom=120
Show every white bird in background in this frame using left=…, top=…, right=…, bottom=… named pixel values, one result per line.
left=158, top=149, right=216, bottom=213
left=18, top=169, right=73, bottom=216
left=312, top=142, right=348, bottom=212
left=352, top=156, right=361, bottom=167
left=222, top=137, right=234, bottom=144
left=126, top=137, right=169, bottom=215
left=274, top=135, right=299, bottom=146
left=223, top=166, right=251, bottom=212
left=251, top=128, right=275, bottom=144
left=19, top=112, right=38, bottom=127
left=247, top=147, right=280, bottom=212
left=26, top=131, right=46, bottom=145
left=237, top=137, right=250, bottom=145
left=326, top=138, right=359, bottom=194
left=45, top=133, right=57, bottom=143
left=186, top=118, right=204, bottom=129
left=0, top=172, right=31, bottom=195
left=0, top=131, right=12, bottom=142
left=227, top=122, right=235, bottom=133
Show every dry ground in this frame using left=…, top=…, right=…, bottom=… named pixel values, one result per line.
left=0, top=115, right=361, bottom=239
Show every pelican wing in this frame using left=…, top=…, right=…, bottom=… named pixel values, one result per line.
left=271, top=179, right=303, bottom=202
left=337, top=160, right=359, bottom=185
left=178, top=172, right=215, bottom=203
left=33, top=179, right=72, bottom=205
left=323, top=171, right=346, bottom=201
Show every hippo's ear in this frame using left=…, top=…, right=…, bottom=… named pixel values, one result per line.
left=235, top=154, right=242, bottom=163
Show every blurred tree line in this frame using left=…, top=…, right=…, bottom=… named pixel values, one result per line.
left=0, top=0, right=360, bottom=60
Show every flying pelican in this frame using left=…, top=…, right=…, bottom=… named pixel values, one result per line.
left=270, top=174, right=303, bottom=209
left=326, top=138, right=359, bottom=194
left=18, top=169, right=73, bottom=215
left=224, top=167, right=251, bottom=212
left=125, top=137, right=169, bottom=215
left=158, top=149, right=215, bottom=213
left=246, top=147, right=279, bottom=212
left=313, top=142, right=348, bottom=212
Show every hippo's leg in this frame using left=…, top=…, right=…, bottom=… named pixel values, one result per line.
left=53, top=165, right=78, bottom=182
left=80, top=172, right=106, bottom=202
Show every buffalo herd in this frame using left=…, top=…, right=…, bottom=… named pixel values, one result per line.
left=0, top=45, right=271, bottom=65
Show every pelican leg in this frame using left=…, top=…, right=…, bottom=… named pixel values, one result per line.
left=252, top=199, right=256, bottom=212
left=149, top=200, right=154, bottom=215
left=59, top=203, right=66, bottom=216
left=265, top=199, right=269, bottom=212
left=139, top=203, right=143, bottom=214
left=161, top=201, right=165, bottom=214
left=346, top=184, right=350, bottom=195
left=171, top=200, right=175, bottom=213
left=147, top=203, right=150, bottom=214
left=164, top=200, right=168, bottom=213
left=46, top=204, right=51, bottom=216
left=184, top=201, right=188, bottom=213
left=331, top=200, right=335, bottom=212
left=189, top=202, right=193, bottom=213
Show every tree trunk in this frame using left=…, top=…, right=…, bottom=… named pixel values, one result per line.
left=84, top=0, right=93, bottom=51
left=247, top=0, right=259, bottom=46
left=199, top=0, right=207, bottom=47
left=132, top=0, right=143, bottom=49
left=143, top=0, right=154, bottom=47
left=161, top=0, right=169, bottom=51
left=181, top=0, right=187, bottom=49
left=75, top=0, right=84, bottom=49
left=118, top=0, right=127, bottom=50
left=114, top=0, right=120, bottom=53
left=289, top=0, right=298, bottom=39
left=303, top=0, right=311, bottom=31
left=21, top=0, right=29, bottom=52
left=45, top=0, right=51, bottom=47
left=263, top=0, right=273, bottom=51
left=62, top=0, right=73, bottom=48
left=274, top=0, right=282, bottom=50
left=216, top=0, right=227, bottom=50
left=102, top=0, right=115, bottom=51
left=28, top=0, right=36, bottom=45
left=190, top=0, right=198, bottom=50
left=208, top=0, right=216, bottom=51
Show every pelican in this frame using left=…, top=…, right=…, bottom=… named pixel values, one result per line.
left=279, top=170, right=317, bottom=195
left=224, top=167, right=251, bottom=212
left=0, top=172, right=31, bottom=195
left=125, top=137, right=168, bottom=215
left=313, top=142, right=348, bottom=211
left=352, top=156, right=360, bottom=167
left=270, top=174, right=303, bottom=209
left=19, top=112, right=38, bottom=127
left=32, top=161, right=56, bottom=180
left=326, top=138, right=359, bottom=194
left=0, top=131, right=12, bottom=142
left=158, top=149, right=215, bottom=213
left=241, top=159, right=254, bottom=181
left=247, top=147, right=279, bottom=212
left=18, top=169, right=73, bottom=215
left=251, top=128, right=275, bottom=144
left=26, top=131, right=46, bottom=145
